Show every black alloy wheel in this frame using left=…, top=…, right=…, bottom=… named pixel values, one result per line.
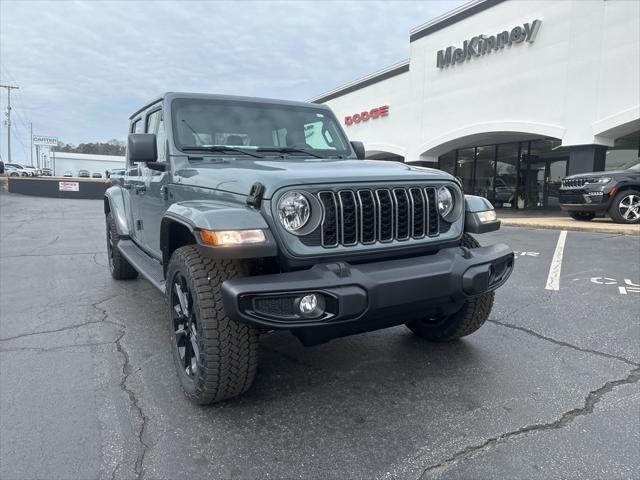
left=171, top=273, right=200, bottom=378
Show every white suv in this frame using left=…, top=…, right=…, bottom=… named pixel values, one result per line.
left=5, top=163, right=29, bottom=176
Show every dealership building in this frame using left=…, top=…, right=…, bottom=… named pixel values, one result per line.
left=50, top=152, right=125, bottom=177
left=311, top=0, right=640, bottom=210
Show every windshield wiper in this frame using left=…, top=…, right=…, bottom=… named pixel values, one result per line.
left=181, top=146, right=264, bottom=158
left=256, top=147, right=323, bottom=159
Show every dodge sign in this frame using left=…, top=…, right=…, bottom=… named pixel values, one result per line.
left=345, top=105, right=389, bottom=126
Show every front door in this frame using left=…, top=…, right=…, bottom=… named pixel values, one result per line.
left=137, top=108, right=170, bottom=259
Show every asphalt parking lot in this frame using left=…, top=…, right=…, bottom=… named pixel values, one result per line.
left=1, top=191, right=638, bottom=480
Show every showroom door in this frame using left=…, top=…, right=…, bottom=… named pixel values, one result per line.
left=524, top=158, right=567, bottom=209
left=545, top=159, right=568, bottom=208
left=524, top=159, right=547, bottom=209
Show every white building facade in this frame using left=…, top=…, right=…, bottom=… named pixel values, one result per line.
left=311, top=0, right=640, bottom=210
left=51, top=152, right=125, bottom=177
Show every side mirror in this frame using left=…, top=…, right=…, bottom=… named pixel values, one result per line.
left=350, top=141, right=365, bottom=160
left=128, top=133, right=157, bottom=164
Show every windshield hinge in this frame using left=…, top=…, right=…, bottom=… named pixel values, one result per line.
left=246, top=182, right=265, bottom=209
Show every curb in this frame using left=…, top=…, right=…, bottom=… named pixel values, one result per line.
left=500, top=219, right=640, bottom=236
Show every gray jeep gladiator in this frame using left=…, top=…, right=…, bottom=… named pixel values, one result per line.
left=104, top=92, right=514, bottom=404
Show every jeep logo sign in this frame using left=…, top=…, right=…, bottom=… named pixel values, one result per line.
left=344, top=105, right=389, bottom=126
left=436, top=19, right=542, bottom=69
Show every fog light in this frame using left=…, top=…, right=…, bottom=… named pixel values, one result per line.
left=296, top=293, right=325, bottom=318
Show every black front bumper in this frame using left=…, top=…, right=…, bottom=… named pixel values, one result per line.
left=221, top=244, right=514, bottom=344
left=558, top=190, right=612, bottom=213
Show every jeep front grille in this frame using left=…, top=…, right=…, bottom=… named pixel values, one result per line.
left=315, top=187, right=441, bottom=248
left=562, top=178, right=587, bottom=188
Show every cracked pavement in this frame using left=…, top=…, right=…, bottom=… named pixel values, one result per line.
left=1, top=192, right=639, bottom=480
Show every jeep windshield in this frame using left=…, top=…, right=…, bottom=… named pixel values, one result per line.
left=171, top=98, right=351, bottom=158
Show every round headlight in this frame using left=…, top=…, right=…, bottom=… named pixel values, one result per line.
left=278, top=191, right=311, bottom=233
left=437, top=187, right=454, bottom=218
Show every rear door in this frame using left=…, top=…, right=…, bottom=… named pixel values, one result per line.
left=123, top=117, right=144, bottom=240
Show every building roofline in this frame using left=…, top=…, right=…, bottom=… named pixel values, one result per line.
left=52, top=151, right=125, bottom=162
left=309, top=60, right=410, bottom=104
left=409, top=0, right=506, bottom=43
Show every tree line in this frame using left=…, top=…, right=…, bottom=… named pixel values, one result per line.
left=53, top=139, right=125, bottom=156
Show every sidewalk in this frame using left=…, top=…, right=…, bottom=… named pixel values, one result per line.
left=497, top=209, right=640, bottom=236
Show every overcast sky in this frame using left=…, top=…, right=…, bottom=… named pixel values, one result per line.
left=0, top=0, right=463, bottom=161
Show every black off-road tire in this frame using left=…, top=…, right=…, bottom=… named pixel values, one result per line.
left=106, top=213, right=138, bottom=280
left=570, top=212, right=596, bottom=221
left=406, top=233, right=495, bottom=342
left=608, top=189, right=640, bottom=224
left=166, top=246, right=259, bottom=405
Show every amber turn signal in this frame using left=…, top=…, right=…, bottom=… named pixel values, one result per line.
left=476, top=210, right=497, bottom=223
left=199, top=229, right=266, bottom=246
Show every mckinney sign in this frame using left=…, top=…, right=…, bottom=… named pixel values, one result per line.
left=436, top=19, right=542, bottom=69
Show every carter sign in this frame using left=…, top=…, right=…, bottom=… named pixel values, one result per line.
left=345, top=105, right=389, bottom=126
left=436, top=19, right=542, bottom=69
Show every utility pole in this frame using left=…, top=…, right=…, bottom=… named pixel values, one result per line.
left=30, top=122, right=33, bottom=166
left=0, top=84, right=19, bottom=163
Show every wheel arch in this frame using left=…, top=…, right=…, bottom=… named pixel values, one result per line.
left=104, top=186, right=130, bottom=236
left=614, top=183, right=640, bottom=194
left=160, top=216, right=197, bottom=273
left=160, top=201, right=278, bottom=273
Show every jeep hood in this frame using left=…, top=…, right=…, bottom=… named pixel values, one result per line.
left=173, top=158, right=454, bottom=198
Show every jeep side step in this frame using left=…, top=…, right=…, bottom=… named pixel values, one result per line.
left=117, top=240, right=166, bottom=293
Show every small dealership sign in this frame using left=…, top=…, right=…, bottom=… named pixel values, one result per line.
left=33, top=135, right=58, bottom=146
left=436, top=19, right=542, bottom=69
left=59, top=181, right=79, bottom=192
left=344, top=105, right=389, bottom=126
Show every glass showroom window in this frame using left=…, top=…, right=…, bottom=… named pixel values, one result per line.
left=606, top=131, right=640, bottom=171
left=474, top=145, right=496, bottom=204
left=495, top=143, right=519, bottom=208
left=456, top=147, right=475, bottom=193
left=438, top=150, right=456, bottom=174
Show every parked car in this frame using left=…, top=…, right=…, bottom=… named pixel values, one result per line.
left=4, top=163, right=29, bottom=176
left=91, top=172, right=103, bottom=178
left=104, top=92, right=514, bottom=405
left=559, top=161, right=640, bottom=224
left=78, top=170, right=91, bottom=178
left=63, top=171, right=73, bottom=177
left=41, top=168, right=53, bottom=176
left=22, top=166, right=40, bottom=176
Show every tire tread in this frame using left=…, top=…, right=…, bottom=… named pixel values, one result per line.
left=167, top=246, right=259, bottom=404
left=406, top=233, right=495, bottom=342
left=106, top=213, right=138, bottom=280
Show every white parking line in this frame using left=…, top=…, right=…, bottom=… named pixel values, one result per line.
left=545, top=230, right=568, bottom=291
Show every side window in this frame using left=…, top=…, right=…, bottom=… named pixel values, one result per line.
left=146, top=110, right=159, bottom=134
left=131, top=118, right=143, bottom=133
left=156, top=115, right=166, bottom=162
left=146, top=110, right=166, bottom=162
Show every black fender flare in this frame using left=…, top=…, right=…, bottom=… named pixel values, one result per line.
left=160, top=200, right=278, bottom=262
left=104, top=186, right=129, bottom=236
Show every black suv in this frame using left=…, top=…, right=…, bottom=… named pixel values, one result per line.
left=559, top=162, right=640, bottom=224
